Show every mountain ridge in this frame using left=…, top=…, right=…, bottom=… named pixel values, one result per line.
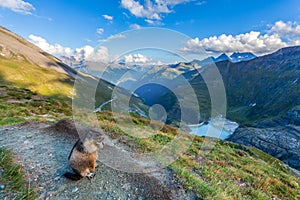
left=0, top=26, right=77, bottom=77
left=0, top=26, right=299, bottom=199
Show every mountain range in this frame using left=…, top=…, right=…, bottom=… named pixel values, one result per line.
left=62, top=43, right=300, bottom=170
left=141, top=46, right=300, bottom=170
left=213, top=52, right=257, bottom=63
left=0, top=26, right=299, bottom=199
left=59, top=43, right=300, bottom=170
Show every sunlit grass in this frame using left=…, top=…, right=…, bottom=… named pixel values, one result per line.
left=0, top=85, right=72, bottom=126
left=96, top=110, right=300, bottom=199
left=0, top=57, right=74, bottom=98
left=0, top=83, right=299, bottom=199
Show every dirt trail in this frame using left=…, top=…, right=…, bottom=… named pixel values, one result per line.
left=0, top=122, right=195, bottom=200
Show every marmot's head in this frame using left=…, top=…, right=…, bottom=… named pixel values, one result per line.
left=81, top=130, right=105, bottom=153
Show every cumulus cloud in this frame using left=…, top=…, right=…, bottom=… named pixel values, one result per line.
left=270, top=20, right=300, bottom=38
left=102, top=14, right=113, bottom=21
left=182, top=21, right=300, bottom=55
left=121, top=0, right=194, bottom=21
left=0, top=0, right=35, bottom=15
left=96, top=28, right=104, bottom=35
left=75, top=45, right=109, bottom=62
left=124, top=53, right=152, bottom=63
left=29, top=34, right=109, bottom=62
left=29, top=34, right=73, bottom=56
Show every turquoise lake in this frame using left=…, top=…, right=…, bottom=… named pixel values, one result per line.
left=189, top=118, right=239, bottom=140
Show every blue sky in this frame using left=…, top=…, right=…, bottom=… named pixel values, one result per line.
left=1, top=0, right=300, bottom=63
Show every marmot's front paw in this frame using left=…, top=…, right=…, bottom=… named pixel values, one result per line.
left=86, top=172, right=95, bottom=179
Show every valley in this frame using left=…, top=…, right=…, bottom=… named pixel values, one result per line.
left=72, top=45, right=300, bottom=172
left=0, top=24, right=299, bottom=199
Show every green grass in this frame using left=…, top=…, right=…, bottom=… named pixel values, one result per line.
left=0, top=148, right=36, bottom=200
left=169, top=140, right=300, bottom=199
left=96, top=111, right=300, bottom=199
left=0, top=85, right=72, bottom=126
left=0, top=90, right=299, bottom=199
left=0, top=57, right=74, bottom=98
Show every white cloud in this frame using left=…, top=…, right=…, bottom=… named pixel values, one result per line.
left=130, top=23, right=142, bottom=29
left=120, top=0, right=194, bottom=21
left=0, top=0, right=35, bottom=15
left=75, top=45, right=109, bottom=62
left=145, top=19, right=155, bottom=24
left=270, top=20, right=300, bottom=38
left=29, top=34, right=72, bottom=56
left=124, top=53, right=152, bottom=63
left=102, top=14, right=113, bottom=21
left=182, top=21, right=300, bottom=56
left=96, top=28, right=104, bottom=35
left=29, top=34, right=109, bottom=63
left=100, top=34, right=126, bottom=42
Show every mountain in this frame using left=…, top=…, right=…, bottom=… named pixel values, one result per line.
left=0, top=27, right=299, bottom=199
left=212, top=52, right=257, bottom=63
left=214, top=53, right=230, bottom=62
left=154, top=45, right=300, bottom=170
left=0, top=26, right=77, bottom=98
left=0, top=26, right=147, bottom=116
left=163, top=46, right=300, bottom=124
left=230, top=52, right=257, bottom=62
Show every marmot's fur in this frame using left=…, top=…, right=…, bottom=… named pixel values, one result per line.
left=64, top=130, right=104, bottom=180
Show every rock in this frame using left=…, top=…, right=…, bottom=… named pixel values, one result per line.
left=72, top=186, right=78, bottom=193
left=283, top=105, right=300, bottom=126
left=227, top=125, right=300, bottom=170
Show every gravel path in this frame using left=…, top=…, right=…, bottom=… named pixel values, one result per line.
left=0, top=122, right=195, bottom=200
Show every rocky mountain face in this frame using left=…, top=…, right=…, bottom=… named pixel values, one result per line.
left=154, top=46, right=300, bottom=170
left=177, top=46, right=300, bottom=124
left=228, top=125, right=300, bottom=170
left=211, top=46, right=300, bottom=170
left=228, top=105, right=300, bottom=170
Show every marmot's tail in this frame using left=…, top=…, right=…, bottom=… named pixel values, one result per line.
left=63, top=172, right=82, bottom=181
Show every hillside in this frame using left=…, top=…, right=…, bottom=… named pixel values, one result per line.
left=0, top=87, right=299, bottom=199
left=158, top=46, right=300, bottom=125
left=150, top=46, right=300, bottom=170
left=0, top=26, right=147, bottom=116
left=0, top=27, right=299, bottom=199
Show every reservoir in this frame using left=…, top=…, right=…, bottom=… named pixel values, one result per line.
left=189, top=118, right=239, bottom=140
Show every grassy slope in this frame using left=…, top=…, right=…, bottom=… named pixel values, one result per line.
left=96, top=111, right=300, bottom=199
left=0, top=57, right=74, bottom=98
left=0, top=85, right=72, bottom=126
left=0, top=86, right=299, bottom=199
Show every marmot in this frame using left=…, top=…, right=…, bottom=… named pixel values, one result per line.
left=64, top=130, right=104, bottom=180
